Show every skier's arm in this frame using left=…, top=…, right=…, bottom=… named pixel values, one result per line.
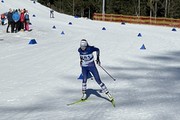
left=93, top=46, right=101, bottom=65
left=78, top=48, right=83, bottom=67
left=80, top=57, right=83, bottom=67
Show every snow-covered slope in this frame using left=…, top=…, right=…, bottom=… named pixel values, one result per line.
left=0, top=0, right=180, bottom=120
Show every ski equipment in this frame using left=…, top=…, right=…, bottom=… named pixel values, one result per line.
left=105, top=92, right=115, bottom=107
left=67, top=99, right=88, bottom=106
left=98, top=65, right=116, bottom=81
left=111, top=99, right=115, bottom=107
left=81, top=93, right=87, bottom=100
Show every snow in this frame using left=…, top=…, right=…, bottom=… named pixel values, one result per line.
left=0, top=0, right=180, bottom=120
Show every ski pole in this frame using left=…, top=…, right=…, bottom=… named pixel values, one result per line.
left=98, top=65, right=116, bottom=81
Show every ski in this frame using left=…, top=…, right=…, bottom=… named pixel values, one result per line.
left=67, top=99, right=87, bottom=106
left=67, top=98, right=115, bottom=107
left=110, top=99, right=115, bottom=107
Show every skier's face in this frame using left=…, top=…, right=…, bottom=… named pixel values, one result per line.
left=81, top=46, right=86, bottom=51
left=80, top=40, right=88, bottom=51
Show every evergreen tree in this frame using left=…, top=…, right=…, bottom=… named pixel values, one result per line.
left=37, top=0, right=180, bottom=19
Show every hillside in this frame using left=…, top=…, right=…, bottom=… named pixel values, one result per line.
left=0, top=0, right=180, bottom=120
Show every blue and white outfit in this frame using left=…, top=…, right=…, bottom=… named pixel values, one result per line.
left=78, top=40, right=109, bottom=95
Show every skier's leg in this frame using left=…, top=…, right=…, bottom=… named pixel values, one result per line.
left=26, top=23, right=29, bottom=31
left=52, top=13, right=54, bottom=18
left=89, top=66, right=108, bottom=92
left=81, top=67, right=88, bottom=100
left=6, top=23, right=10, bottom=33
left=11, top=22, right=15, bottom=33
left=90, top=66, right=114, bottom=101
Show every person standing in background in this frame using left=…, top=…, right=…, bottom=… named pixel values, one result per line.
left=6, top=8, right=13, bottom=33
left=1, top=13, right=6, bottom=25
left=12, top=9, right=20, bottom=33
left=24, top=10, right=30, bottom=31
left=19, top=9, right=25, bottom=31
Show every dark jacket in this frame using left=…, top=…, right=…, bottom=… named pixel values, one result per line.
left=7, top=12, right=13, bottom=22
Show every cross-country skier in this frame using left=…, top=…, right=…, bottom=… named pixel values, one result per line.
left=78, top=39, right=114, bottom=102
left=50, top=9, right=54, bottom=18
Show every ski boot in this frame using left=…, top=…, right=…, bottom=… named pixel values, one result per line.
left=81, top=90, right=87, bottom=100
left=106, top=92, right=115, bottom=107
left=106, top=92, right=114, bottom=102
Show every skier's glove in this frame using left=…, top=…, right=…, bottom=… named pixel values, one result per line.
left=96, top=56, right=101, bottom=65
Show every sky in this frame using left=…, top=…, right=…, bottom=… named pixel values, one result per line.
left=0, top=0, right=180, bottom=120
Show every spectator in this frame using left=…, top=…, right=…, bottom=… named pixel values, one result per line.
left=6, top=8, right=14, bottom=33
left=24, top=10, right=30, bottom=31
left=19, top=9, right=25, bottom=31
left=1, top=13, right=6, bottom=25
left=12, top=9, right=20, bottom=33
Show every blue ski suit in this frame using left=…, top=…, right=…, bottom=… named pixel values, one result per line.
left=78, top=46, right=109, bottom=93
